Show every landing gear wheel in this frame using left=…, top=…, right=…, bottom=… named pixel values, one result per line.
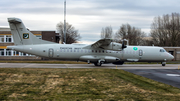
left=162, top=62, right=166, bottom=66
left=94, top=62, right=102, bottom=66
left=162, top=64, right=166, bottom=66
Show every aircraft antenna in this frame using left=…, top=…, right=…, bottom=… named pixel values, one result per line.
left=64, top=0, right=66, bottom=44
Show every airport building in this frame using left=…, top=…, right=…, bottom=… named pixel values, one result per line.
left=0, top=27, right=179, bottom=61
left=0, top=27, right=59, bottom=60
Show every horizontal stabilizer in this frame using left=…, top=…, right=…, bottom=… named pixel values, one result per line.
left=8, top=18, right=22, bottom=23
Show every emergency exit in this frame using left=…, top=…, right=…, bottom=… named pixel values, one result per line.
left=49, top=48, right=54, bottom=57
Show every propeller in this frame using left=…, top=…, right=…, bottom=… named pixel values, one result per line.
left=122, top=39, right=127, bottom=49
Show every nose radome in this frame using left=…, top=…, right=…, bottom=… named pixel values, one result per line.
left=171, top=55, right=174, bottom=60
left=168, top=53, right=174, bottom=60
left=167, top=52, right=174, bottom=60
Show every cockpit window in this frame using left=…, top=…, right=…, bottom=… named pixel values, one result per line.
left=160, top=49, right=166, bottom=52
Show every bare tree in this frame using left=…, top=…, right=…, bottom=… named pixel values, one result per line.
left=150, top=12, right=180, bottom=46
left=115, top=24, right=145, bottom=45
left=56, top=22, right=81, bottom=44
left=101, top=26, right=113, bottom=39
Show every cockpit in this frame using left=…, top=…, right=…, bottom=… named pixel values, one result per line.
left=160, top=49, right=166, bottom=52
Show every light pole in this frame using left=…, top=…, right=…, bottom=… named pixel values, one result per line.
left=64, top=0, right=66, bottom=44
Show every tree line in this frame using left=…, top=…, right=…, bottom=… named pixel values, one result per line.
left=101, top=24, right=146, bottom=45
left=151, top=13, right=180, bottom=46
left=101, top=12, right=180, bottom=46
left=56, top=22, right=81, bottom=44
left=56, top=12, right=180, bottom=46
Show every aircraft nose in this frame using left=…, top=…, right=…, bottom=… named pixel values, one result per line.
left=166, top=52, right=174, bottom=60
left=168, top=53, right=174, bottom=60
left=170, top=54, right=174, bottom=60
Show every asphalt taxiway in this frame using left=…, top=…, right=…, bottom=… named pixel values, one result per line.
left=0, top=63, right=179, bottom=69
left=0, top=63, right=180, bottom=88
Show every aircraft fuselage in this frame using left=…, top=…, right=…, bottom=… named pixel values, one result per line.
left=8, top=44, right=173, bottom=64
left=7, top=17, right=174, bottom=66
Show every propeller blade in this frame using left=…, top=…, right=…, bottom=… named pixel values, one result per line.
left=122, top=40, right=127, bottom=49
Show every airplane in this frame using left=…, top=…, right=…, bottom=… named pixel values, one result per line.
left=7, top=17, right=174, bottom=66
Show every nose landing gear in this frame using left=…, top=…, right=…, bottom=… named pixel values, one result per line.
left=162, top=62, right=166, bottom=66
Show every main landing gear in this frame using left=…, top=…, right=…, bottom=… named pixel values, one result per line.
left=94, top=62, right=102, bottom=66
left=94, top=60, right=105, bottom=66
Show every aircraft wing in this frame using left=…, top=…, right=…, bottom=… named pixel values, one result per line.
left=83, top=38, right=122, bottom=51
left=83, top=38, right=112, bottom=49
left=91, top=38, right=112, bottom=48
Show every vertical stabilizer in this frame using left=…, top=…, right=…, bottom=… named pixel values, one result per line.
left=8, top=18, right=56, bottom=45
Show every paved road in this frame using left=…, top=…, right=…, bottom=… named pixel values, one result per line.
left=123, top=69, right=180, bottom=89
left=0, top=63, right=180, bottom=88
left=0, top=63, right=180, bottom=69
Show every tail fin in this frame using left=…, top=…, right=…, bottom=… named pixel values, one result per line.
left=8, top=18, right=57, bottom=45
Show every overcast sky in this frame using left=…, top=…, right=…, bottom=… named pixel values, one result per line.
left=1, top=0, right=180, bottom=44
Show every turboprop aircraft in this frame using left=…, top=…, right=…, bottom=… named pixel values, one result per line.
left=7, top=18, right=174, bottom=66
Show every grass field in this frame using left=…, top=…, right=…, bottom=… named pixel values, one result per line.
left=0, top=68, right=180, bottom=101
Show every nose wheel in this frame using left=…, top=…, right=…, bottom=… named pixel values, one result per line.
left=162, top=62, right=166, bottom=66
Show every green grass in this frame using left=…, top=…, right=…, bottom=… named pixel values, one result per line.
left=0, top=68, right=180, bottom=100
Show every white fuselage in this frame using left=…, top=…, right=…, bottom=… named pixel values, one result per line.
left=8, top=44, right=174, bottom=63
left=7, top=17, right=174, bottom=66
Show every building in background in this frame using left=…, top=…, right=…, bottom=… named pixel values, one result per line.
left=0, top=27, right=59, bottom=60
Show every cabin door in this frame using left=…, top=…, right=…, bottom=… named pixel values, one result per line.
left=139, top=49, right=143, bottom=56
left=49, top=48, right=54, bottom=57
left=139, top=49, right=143, bottom=59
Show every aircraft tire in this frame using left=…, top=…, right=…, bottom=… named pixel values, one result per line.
left=162, top=62, right=166, bottom=66
left=94, top=63, right=102, bottom=66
